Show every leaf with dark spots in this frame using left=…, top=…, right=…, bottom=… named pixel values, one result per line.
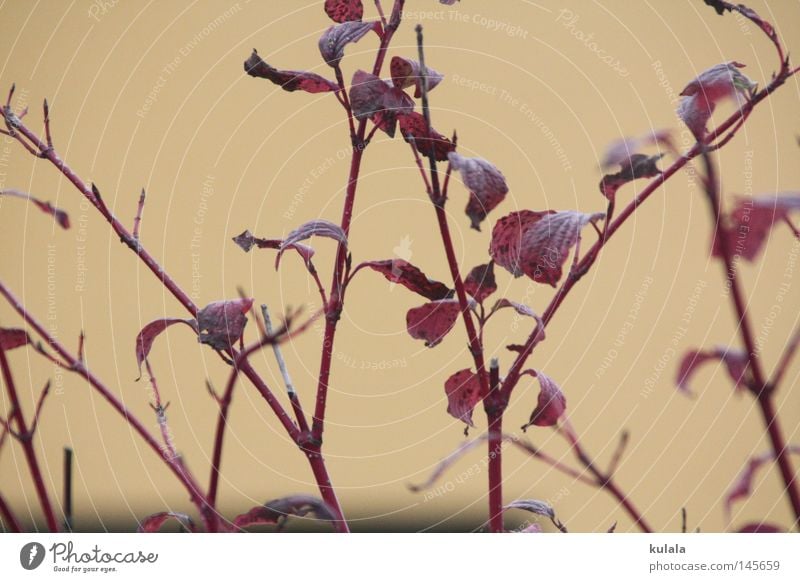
left=137, top=511, right=196, bottom=533
left=675, top=346, right=749, bottom=396
left=737, top=522, right=782, bottom=533
left=233, top=229, right=315, bottom=268
left=324, top=0, right=363, bottom=23
left=398, top=112, right=455, bottom=161
left=521, top=370, right=566, bottom=430
left=504, top=499, right=555, bottom=520
left=135, top=318, right=197, bottom=377
left=358, top=259, right=452, bottom=300
left=349, top=70, right=414, bottom=134
left=448, top=152, right=509, bottom=230
left=490, top=210, right=604, bottom=286
left=319, top=21, right=378, bottom=67
left=390, top=56, right=443, bottom=98
left=234, top=495, right=336, bottom=529
left=677, top=62, right=756, bottom=139
left=444, top=369, right=482, bottom=427
left=0, top=328, right=32, bottom=351
left=464, top=262, right=496, bottom=303
left=244, top=50, right=339, bottom=93
left=726, top=447, right=800, bottom=519
left=1, top=189, right=70, bottom=229
left=197, top=298, right=254, bottom=351
left=276, top=220, right=347, bottom=270
left=712, top=193, right=800, bottom=262
left=599, top=153, right=663, bottom=201
left=406, top=299, right=462, bottom=347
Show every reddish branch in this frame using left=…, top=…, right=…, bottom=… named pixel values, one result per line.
left=0, top=347, right=59, bottom=531
left=700, top=149, right=800, bottom=526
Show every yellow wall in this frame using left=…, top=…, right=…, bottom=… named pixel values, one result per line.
left=1, top=0, right=798, bottom=532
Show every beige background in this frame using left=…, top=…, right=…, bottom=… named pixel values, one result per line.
left=1, top=0, right=799, bottom=532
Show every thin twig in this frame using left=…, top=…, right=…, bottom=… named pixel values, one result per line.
left=133, top=188, right=146, bottom=241
left=63, top=447, right=73, bottom=532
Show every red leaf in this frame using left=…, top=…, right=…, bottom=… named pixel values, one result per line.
left=675, top=346, right=749, bottom=396
left=737, top=522, right=783, bottom=533
left=276, top=220, right=347, bottom=270
left=1, top=188, right=70, bottom=229
left=490, top=210, right=604, bottom=286
left=522, top=371, right=566, bottom=429
left=677, top=62, right=756, bottom=138
left=349, top=70, right=413, bottom=135
left=599, top=153, right=663, bottom=201
left=324, top=0, right=363, bottom=23
left=398, top=112, right=455, bottom=161
left=197, top=298, right=254, bottom=351
left=448, top=152, right=509, bottom=230
left=390, top=56, right=443, bottom=98
left=464, top=262, right=497, bottom=303
left=358, top=259, right=452, bottom=300
left=712, top=193, right=800, bottom=262
left=244, top=50, right=339, bottom=93
left=319, top=21, right=378, bottom=67
left=137, top=511, right=196, bottom=533
left=444, top=369, right=482, bottom=427
left=0, top=328, right=32, bottom=351
left=233, top=495, right=336, bottom=529
left=406, top=299, right=462, bottom=347
left=233, top=229, right=315, bottom=268
left=135, top=318, right=196, bottom=377
left=726, top=446, right=800, bottom=519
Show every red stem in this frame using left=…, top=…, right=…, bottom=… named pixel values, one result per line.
left=0, top=491, right=22, bottom=532
left=700, top=149, right=800, bottom=526
left=0, top=347, right=59, bottom=531
left=0, top=281, right=216, bottom=531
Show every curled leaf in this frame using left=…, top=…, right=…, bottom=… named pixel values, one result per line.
left=0, top=328, right=32, bottom=351
left=444, top=369, right=482, bottom=427
left=491, top=298, right=538, bottom=320
left=319, top=21, right=378, bottom=67
left=448, top=152, right=509, bottom=230
left=464, top=262, right=497, bottom=303
left=197, top=298, right=254, bottom=351
left=233, top=229, right=315, bottom=268
left=521, top=370, right=566, bottom=430
left=726, top=446, right=800, bottom=519
left=135, top=318, right=197, bottom=377
left=244, top=50, right=339, bottom=93
left=601, top=130, right=672, bottom=170
left=398, top=112, right=455, bottom=161
left=599, top=153, right=663, bottom=201
left=490, top=210, right=604, bottom=286
left=504, top=499, right=555, bottom=520
left=357, top=259, right=452, bottom=300
left=137, top=511, right=196, bottom=533
left=712, top=193, right=800, bottom=262
left=324, top=0, right=363, bottom=23
left=349, top=70, right=414, bottom=135
left=276, top=220, right=347, bottom=270
left=390, top=56, right=443, bottom=98
left=234, top=495, right=336, bottom=529
left=677, top=62, right=756, bottom=139
left=406, top=299, right=462, bottom=347
left=1, top=189, right=70, bottom=229
left=675, top=346, right=749, bottom=396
